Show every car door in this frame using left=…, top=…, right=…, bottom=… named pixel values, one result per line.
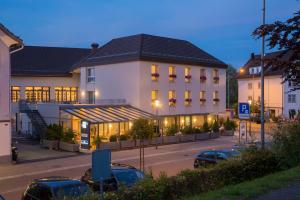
left=23, top=184, right=40, bottom=200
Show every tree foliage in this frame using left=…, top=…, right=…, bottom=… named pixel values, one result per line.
left=226, top=65, right=238, bottom=108
left=129, top=118, right=154, bottom=140
left=253, top=10, right=300, bottom=90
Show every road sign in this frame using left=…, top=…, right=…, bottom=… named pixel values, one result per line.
left=80, top=121, right=90, bottom=149
left=238, top=102, right=250, bottom=119
left=239, top=121, right=248, bottom=143
left=92, top=149, right=111, bottom=182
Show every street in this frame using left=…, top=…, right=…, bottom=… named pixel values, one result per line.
left=0, top=136, right=235, bottom=200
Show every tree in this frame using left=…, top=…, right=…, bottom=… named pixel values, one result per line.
left=226, top=65, right=238, bottom=108
left=253, top=10, right=300, bottom=90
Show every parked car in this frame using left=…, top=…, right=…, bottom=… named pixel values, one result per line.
left=194, top=149, right=240, bottom=168
left=22, top=177, right=89, bottom=200
left=81, top=163, right=145, bottom=192
left=0, top=195, right=5, bottom=200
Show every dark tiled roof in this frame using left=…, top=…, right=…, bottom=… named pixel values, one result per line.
left=11, top=46, right=91, bottom=76
left=236, top=50, right=290, bottom=79
left=0, top=23, right=23, bottom=44
left=76, top=34, right=227, bottom=68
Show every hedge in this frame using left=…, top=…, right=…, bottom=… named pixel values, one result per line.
left=101, top=149, right=280, bottom=200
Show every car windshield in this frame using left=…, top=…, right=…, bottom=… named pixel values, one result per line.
left=113, top=169, right=144, bottom=187
left=223, top=150, right=240, bottom=157
left=53, top=183, right=88, bottom=198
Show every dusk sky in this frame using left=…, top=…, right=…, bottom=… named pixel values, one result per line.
left=1, top=0, right=299, bottom=67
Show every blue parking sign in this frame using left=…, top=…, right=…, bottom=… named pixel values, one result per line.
left=238, top=102, right=250, bottom=119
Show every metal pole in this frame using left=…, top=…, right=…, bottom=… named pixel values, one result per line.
left=155, top=107, right=158, bottom=150
left=260, top=0, right=266, bottom=149
left=227, top=71, right=230, bottom=108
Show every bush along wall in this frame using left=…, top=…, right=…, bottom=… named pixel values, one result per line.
left=102, top=149, right=280, bottom=200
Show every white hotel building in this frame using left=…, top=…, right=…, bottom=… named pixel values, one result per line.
left=10, top=34, right=227, bottom=149
left=237, top=51, right=300, bottom=119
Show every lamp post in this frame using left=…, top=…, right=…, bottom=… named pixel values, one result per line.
left=260, top=0, right=266, bottom=149
left=248, top=99, right=252, bottom=142
left=154, top=100, right=160, bottom=150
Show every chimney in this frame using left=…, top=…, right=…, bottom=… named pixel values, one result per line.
left=251, top=52, right=255, bottom=59
left=91, top=42, right=99, bottom=53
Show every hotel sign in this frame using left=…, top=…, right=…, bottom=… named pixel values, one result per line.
left=81, top=120, right=90, bottom=149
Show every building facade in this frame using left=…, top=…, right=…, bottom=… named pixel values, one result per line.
left=237, top=51, right=299, bottom=119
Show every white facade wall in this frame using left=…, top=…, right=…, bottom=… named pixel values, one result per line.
left=283, top=82, right=300, bottom=118
left=80, top=61, right=226, bottom=116
left=238, top=75, right=283, bottom=116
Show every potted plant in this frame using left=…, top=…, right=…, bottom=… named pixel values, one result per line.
left=210, top=120, right=220, bottom=138
left=120, top=134, right=135, bottom=149
left=223, top=118, right=237, bottom=136
left=60, top=129, right=79, bottom=152
left=100, top=134, right=120, bottom=150
left=164, top=124, right=179, bottom=144
left=42, top=124, right=62, bottom=150
left=195, top=122, right=210, bottom=140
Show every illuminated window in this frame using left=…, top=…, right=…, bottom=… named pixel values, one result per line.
left=185, top=67, right=191, bottom=83
left=169, top=66, right=176, bottom=82
left=184, top=90, right=192, bottom=106
left=168, top=90, right=176, bottom=106
left=200, top=68, right=206, bottom=82
left=55, top=87, right=78, bottom=103
left=87, top=68, right=95, bottom=83
left=213, top=69, right=219, bottom=84
left=151, top=65, right=159, bottom=81
left=200, top=91, right=206, bottom=104
left=248, top=96, right=253, bottom=101
left=25, top=86, right=50, bottom=102
left=151, top=90, right=158, bottom=103
left=11, top=86, right=20, bottom=102
left=213, top=91, right=219, bottom=104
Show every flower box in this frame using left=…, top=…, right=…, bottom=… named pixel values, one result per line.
left=100, top=142, right=120, bottom=150
left=213, top=77, right=220, bottom=83
left=185, top=98, right=192, bottom=102
left=185, top=75, right=192, bottom=79
left=213, top=98, right=220, bottom=102
left=179, top=134, right=196, bottom=142
left=120, top=140, right=135, bottom=149
left=169, top=98, right=177, bottom=103
left=195, top=132, right=210, bottom=140
left=150, top=137, right=163, bottom=145
left=163, top=135, right=179, bottom=144
left=200, top=98, right=206, bottom=102
left=42, top=139, right=59, bottom=150
left=59, top=141, right=79, bottom=152
left=210, top=132, right=220, bottom=139
left=169, top=74, right=177, bottom=78
left=151, top=73, right=159, bottom=77
left=200, top=76, right=207, bottom=81
left=135, top=139, right=151, bottom=147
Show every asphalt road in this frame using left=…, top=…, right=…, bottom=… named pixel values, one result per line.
left=0, top=136, right=236, bottom=200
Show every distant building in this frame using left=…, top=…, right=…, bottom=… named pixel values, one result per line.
left=237, top=51, right=300, bottom=119
left=11, top=34, right=228, bottom=150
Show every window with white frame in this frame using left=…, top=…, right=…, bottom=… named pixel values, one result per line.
left=87, top=68, right=95, bottom=83
left=87, top=91, right=95, bottom=104
left=288, top=94, right=296, bottom=103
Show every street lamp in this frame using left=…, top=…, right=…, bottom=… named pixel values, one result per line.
left=154, top=99, right=160, bottom=150
left=248, top=99, right=252, bottom=141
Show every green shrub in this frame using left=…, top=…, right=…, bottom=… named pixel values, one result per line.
left=101, top=149, right=280, bottom=200
left=45, top=124, right=63, bottom=140
left=181, top=126, right=193, bottom=135
left=129, top=119, right=154, bottom=140
left=224, top=118, right=237, bottom=131
left=61, top=128, right=77, bottom=144
left=272, top=121, right=300, bottom=168
left=109, top=134, right=118, bottom=142
left=192, top=127, right=202, bottom=134
left=165, top=124, right=179, bottom=136
left=211, top=120, right=219, bottom=133
left=202, top=122, right=210, bottom=133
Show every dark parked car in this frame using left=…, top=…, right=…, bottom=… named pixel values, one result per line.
left=194, top=149, right=240, bottom=168
left=0, top=195, right=5, bottom=200
left=22, top=177, right=89, bottom=200
left=81, top=163, right=145, bottom=192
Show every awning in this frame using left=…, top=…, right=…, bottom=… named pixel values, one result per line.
left=60, top=104, right=154, bottom=123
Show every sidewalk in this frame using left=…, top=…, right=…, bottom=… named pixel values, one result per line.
left=254, top=181, right=300, bottom=200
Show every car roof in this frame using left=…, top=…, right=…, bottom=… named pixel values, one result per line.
left=34, top=177, right=85, bottom=188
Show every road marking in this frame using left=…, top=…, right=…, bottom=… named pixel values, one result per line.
left=0, top=144, right=231, bottom=181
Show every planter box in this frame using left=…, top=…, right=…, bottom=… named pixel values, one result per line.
left=195, top=132, right=210, bottom=140
left=150, top=137, right=163, bottom=145
left=222, top=130, right=234, bottom=136
left=210, top=132, right=220, bottom=139
left=120, top=140, right=135, bottom=149
left=136, top=139, right=151, bottom=147
left=59, top=141, right=79, bottom=152
left=100, top=142, right=120, bottom=150
left=163, top=135, right=179, bottom=144
left=42, top=139, right=59, bottom=150
left=180, top=134, right=196, bottom=142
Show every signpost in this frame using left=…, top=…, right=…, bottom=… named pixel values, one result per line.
left=238, top=102, right=250, bottom=143
left=80, top=120, right=90, bottom=150
left=92, top=149, right=111, bottom=199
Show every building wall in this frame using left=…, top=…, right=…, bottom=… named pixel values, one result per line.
left=283, top=82, right=300, bottom=118
left=238, top=75, right=283, bottom=116
left=79, top=61, right=226, bottom=117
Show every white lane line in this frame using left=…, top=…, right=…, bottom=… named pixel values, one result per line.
left=0, top=144, right=231, bottom=181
